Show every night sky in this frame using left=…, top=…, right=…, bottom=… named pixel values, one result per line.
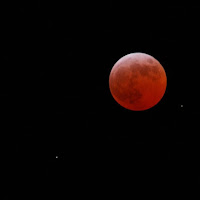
left=1, top=2, right=200, bottom=199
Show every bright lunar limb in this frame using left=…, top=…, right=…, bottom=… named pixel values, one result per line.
left=109, top=52, right=167, bottom=111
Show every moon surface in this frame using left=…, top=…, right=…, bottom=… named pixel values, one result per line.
left=109, top=53, right=167, bottom=111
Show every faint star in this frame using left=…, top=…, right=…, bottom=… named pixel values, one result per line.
left=56, top=156, right=58, bottom=159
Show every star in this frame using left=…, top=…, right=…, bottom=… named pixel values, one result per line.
left=56, top=156, right=58, bottom=159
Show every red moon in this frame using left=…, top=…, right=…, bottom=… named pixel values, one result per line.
left=109, top=53, right=167, bottom=111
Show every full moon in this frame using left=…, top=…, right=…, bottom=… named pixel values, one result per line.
left=109, top=53, right=167, bottom=111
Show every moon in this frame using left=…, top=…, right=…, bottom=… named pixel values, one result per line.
left=109, top=53, right=167, bottom=111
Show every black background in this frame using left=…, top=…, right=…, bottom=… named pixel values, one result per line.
left=1, top=1, right=200, bottom=199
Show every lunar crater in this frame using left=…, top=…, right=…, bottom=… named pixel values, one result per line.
left=114, top=86, right=142, bottom=104
left=129, top=88, right=143, bottom=104
left=147, top=58, right=154, bottom=64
